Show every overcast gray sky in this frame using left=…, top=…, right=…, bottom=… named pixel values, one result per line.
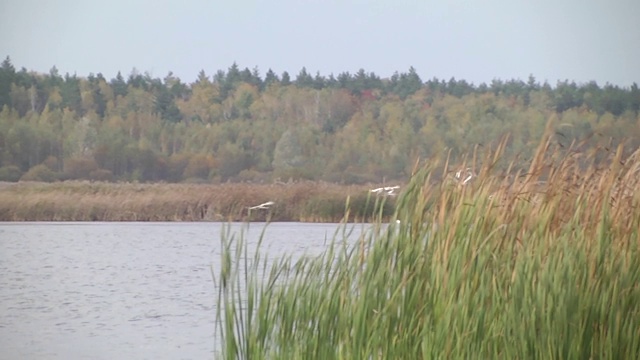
left=1, top=0, right=638, bottom=86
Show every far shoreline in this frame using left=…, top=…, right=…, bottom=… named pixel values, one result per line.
left=0, top=180, right=398, bottom=223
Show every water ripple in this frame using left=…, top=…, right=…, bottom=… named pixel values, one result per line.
left=0, top=221, right=365, bottom=359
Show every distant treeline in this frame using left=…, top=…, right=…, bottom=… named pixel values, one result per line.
left=0, top=56, right=638, bottom=184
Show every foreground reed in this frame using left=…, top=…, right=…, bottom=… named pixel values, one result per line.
left=214, top=134, right=640, bottom=359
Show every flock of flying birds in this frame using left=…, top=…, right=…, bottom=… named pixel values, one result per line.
left=369, top=185, right=400, bottom=196
left=246, top=168, right=476, bottom=211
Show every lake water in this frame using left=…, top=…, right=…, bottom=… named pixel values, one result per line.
left=0, top=222, right=371, bottom=360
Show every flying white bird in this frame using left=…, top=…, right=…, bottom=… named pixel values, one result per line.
left=248, top=201, right=274, bottom=210
left=385, top=186, right=400, bottom=196
left=462, top=173, right=474, bottom=185
left=454, top=168, right=475, bottom=186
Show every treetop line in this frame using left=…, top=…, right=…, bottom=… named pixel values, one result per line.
left=2, top=55, right=638, bottom=116
left=0, top=55, right=638, bottom=184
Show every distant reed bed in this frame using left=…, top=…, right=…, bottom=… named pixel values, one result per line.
left=214, top=131, right=640, bottom=359
left=0, top=180, right=395, bottom=222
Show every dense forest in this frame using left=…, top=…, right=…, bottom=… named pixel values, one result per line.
left=0, top=56, right=638, bottom=184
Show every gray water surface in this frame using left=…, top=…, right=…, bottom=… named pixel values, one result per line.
left=0, top=222, right=369, bottom=360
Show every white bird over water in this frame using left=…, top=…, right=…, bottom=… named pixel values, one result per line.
left=248, top=201, right=274, bottom=210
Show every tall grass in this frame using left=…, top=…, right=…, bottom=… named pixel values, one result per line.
left=214, top=132, right=640, bottom=359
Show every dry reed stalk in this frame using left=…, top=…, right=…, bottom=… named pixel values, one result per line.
left=428, top=129, right=639, bottom=244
